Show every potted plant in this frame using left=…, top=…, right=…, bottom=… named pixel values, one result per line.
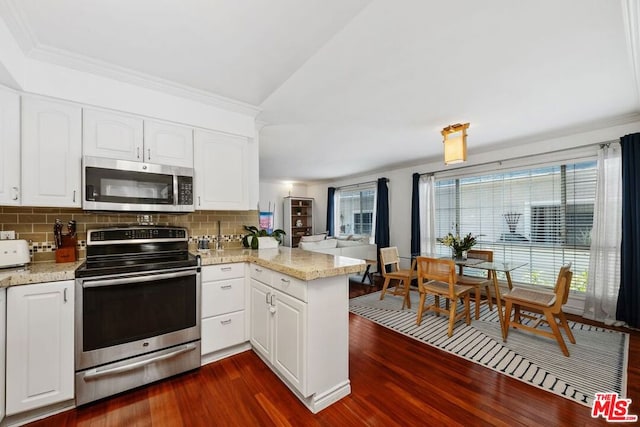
left=242, top=225, right=286, bottom=249
left=438, top=232, right=477, bottom=259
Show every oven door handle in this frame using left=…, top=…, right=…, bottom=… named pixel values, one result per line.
left=82, top=342, right=198, bottom=380
left=82, top=270, right=196, bottom=288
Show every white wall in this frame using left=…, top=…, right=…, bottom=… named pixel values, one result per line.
left=308, top=119, right=640, bottom=259
left=259, top=182, right=308, bottom=230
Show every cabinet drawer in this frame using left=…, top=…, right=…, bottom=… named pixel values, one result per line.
left=272, top=272, right=307, bottom=302
left=249, top=264, right=272, bottom=285
left=202, top=263, right=244, bottom=281
left=201, top=311, right=245, bottom=355
left=202, top=277, right=245, bottom=318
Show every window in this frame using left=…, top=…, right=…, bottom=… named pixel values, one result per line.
left=336, top=185, right=376, bottom=239
left=434, top=160, right=597, bottom=292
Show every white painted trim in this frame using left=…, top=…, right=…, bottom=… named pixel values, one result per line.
left=27, top=44, right=261, bottom=117
left=0, top=0, right=38, bottom=53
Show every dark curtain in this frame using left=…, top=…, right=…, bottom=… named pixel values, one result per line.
left=617, top=133, right=640, bottom=327
left=326, top=187, right=336, bottom=236
left=411, top=173, right=421, bottom=257
left=375, top=178, right=390, bottom=270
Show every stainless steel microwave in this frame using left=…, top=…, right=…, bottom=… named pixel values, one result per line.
left=82, top=156, right=195, bottom=212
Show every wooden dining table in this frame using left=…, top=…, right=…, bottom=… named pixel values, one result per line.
left=406, top=254, right=528, bottom=339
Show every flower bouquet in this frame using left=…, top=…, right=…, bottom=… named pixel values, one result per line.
left=438, top=232, right=477, bottom=259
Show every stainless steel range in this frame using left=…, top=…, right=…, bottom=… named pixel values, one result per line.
left=74, top=226, right=201, bottom=406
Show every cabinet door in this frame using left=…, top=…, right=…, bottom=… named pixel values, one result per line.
left=0, top=288, right=5, bottom=422
left=249, top=279, right=272, bottom=361
left=21, top=97, right=82, bottom=207
left=143, top=120, right=193, bottom=167
left=0, top=88, right=20, bottom=205
left=194, top=129, right=248, bottom=210
left=273, top=290, right=307, bottom=396
left=83, top=109, right=143, bottom=161
left=6, top=281, right=74, bottom=415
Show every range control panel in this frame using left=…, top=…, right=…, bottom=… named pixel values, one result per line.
left=88, top=227, right=188, bottom=244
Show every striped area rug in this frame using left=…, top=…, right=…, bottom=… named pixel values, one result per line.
left=349, top=291, right=629, bottom=407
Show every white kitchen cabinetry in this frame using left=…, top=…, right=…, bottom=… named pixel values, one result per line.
left=6, top=281, right=74, bottom=415
left=249, top=264, right=350, bottom=413
left=21, top=97, right=82, bottom=207
left=143, top=120, right=193, bottom=168
left=83, top=110, right=193, bottom=168
left=82, top=109, right=144, bottom=161
left=194, top=129, right=249, bottom=210
left=0, top=288, right=6, bottom=423
left=0, top=88, right=20, bottom=205
left=201, top=263, right=248, bottom=363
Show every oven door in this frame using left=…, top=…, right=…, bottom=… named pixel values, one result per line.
left=75, top=267, right=201, bottom=371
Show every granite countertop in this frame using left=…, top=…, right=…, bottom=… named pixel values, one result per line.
left=198, top=247, right=366, bottom=281
left=0, top=248, right=366, bottom=287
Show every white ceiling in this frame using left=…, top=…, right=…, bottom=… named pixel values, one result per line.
left=1, top=0, right=638, bottom=182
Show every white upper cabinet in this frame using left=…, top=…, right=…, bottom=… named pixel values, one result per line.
left=0, top=87, right=20, bottom=205
left=194, top=129, right=249, bottom=210
left=83, top=111, right=193, bottom=168
left=143, top=120, right=194, bottom=168
left=21, top=96, right=82, bottom=207
left=82, top=109, right=144, bottom=161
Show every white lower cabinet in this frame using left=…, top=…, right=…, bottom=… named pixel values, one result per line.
left=0, top=288, right=6, bottom=423
left=249, top=264, right=351, bottom=413
left=249, top=266, right=309, bottom=397
left=201, top=264, right=246, bottom=357
left=6, top=281, right=74, bottom=415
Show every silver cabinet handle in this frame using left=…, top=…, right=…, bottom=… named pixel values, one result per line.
left=11, top=187, right=18, bottom=201
left=137, top=147, right=140, bottom=159
left=198, top=196, right=201, bottom=207
left=221, top=267, right=232, bottom=272
left=220, top=319, right=232, bottom=325
left=280, top=278, right=290, bottom=284
left=221, top=284, right=232, bottom=290
left=63, top=288, right=68, bottom=303
left=270, top=294, right=275, bottom=306
left=255, top=268, right=263, bottom=273
left=73, top=190, right=76, bottom=203
left=148, top=148, right=151, bottom=160
left=265, top=291, right=270, bottom=304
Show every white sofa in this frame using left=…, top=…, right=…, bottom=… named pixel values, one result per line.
left=298, top=236, right=377, bottom=273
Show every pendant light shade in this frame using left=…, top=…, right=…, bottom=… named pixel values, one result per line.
left=441, top=123, right=469, bottom=165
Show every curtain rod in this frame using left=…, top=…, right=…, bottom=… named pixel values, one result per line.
left=336, top=178, right=388, bottom=191
left=419, top=139, right=617, bottom=177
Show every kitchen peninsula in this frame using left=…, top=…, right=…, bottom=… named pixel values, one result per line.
left=0, top=247, right=364, bottom=425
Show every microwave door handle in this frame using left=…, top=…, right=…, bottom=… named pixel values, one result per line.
left=82, top=270, right=196, bottom=289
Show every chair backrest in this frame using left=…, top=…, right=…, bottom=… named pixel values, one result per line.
left=379, top=247, right=400, bottom=276
left=466, top=249, right=493, bottom=278
left=554, top=264, right=573, bottom=306
left=416, top=256, right=457, bottom=298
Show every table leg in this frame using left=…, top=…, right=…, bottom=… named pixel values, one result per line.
left=491, top=270, right=507, bottom=340
left=505, top=271, right=514, bottom=290
left=360, top=264, right=371, bottom=284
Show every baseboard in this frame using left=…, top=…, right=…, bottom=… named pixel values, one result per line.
left=200, top=342, right=251, bottom=366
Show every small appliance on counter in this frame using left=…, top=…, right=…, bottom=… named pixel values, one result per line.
left=0, top=239, right=30, bottom=277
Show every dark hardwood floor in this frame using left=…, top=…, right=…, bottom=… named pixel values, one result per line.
left=30, top=275, right=639, bottom=426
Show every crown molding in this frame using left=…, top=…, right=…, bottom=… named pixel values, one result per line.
left=0, top=0, right=38, bottom=53
left=0, top=0, right=261, bottom=117
left=623, top=0, right=640, bottom=107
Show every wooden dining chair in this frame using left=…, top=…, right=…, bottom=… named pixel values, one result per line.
left=458, top=249, right=494, bottom=320
left=379, top=247, right=416, bottom=309
left=415, top=256, right=475, bottom=338
left=502, top=264, right=575, bottom=356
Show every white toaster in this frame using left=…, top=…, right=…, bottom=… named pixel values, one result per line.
left=0, top=240, right=30, bottom=268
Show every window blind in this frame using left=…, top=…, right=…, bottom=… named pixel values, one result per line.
left=434, top=159, right=597, bottom=292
